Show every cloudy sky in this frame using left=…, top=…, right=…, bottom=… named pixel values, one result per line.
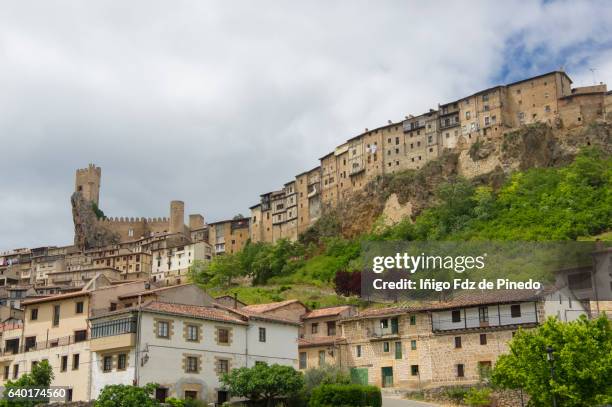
left=1, top=0, right=611, bottom=250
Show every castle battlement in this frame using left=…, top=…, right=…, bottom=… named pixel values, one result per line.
left=75, top=163, right=101, bottom=175
left=99, top=217, right=170, bottom=224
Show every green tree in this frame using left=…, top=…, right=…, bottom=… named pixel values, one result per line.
left=221, top=363, right=304, bottom=407
left=492, top=315, right=612, bottom=406
left=1, top=360, right=53, bottom=407
left=95, top=383, right=160, bottom=407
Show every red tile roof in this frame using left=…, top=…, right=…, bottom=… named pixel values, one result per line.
left=298, top=336, right=346, bottom=348
left=21, top=290, right=89, bottom=305
left=142, top=301, right=248, bottom=325
left=242, top=299, right=307, bottom=314
left=302, top=305, right=353, bottom=320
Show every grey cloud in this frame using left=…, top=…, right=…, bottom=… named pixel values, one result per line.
left=1, top=0, right=611, bottom=249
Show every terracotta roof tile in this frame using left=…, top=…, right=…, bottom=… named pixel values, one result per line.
left=142, top=301, right=247, bottom=325
left=298, top=336, right=346, bottom=348
left=21, top=290, right=89, bottom=305
left=302, top=305, right=353, bottom=320
left=242, top=299, right=306, bottom=313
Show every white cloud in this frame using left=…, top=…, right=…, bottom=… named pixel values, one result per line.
left=0, top=0, right=611, bottom=249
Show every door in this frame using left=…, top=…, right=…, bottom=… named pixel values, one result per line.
left=381, top=366, right=394, bottom=388
left=155, top=387, right=168, bottom=402
left=350, top=368, right=369, bottom=385
left=217, top=390, right=229, bottom=404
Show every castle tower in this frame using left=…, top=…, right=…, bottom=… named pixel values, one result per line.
left=75, top=164, right=101, bottom=205
left=170, top=200, right=185, bottom=234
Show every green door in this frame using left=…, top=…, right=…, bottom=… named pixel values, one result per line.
left=381, top=366, right=393, bottom=388
left=350, top=368, right=369, bottom=385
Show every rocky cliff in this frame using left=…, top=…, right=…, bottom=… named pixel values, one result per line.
left=71, top=192, right=120, bottom=249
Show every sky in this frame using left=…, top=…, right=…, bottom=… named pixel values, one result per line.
left=1, top=0, right=612, bottom=250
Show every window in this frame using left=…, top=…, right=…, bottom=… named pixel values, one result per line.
left=186, top=356, right=198, bottom=373
left=318, top=350, right=325, bottom=366
left=61, top=355, right=68, bottom=372
left=217, top=328, right=230, bottom=344
left=218, top=359, right=229, bottom=374
left=457, top=364, right=465, bottom=377
left=411, top=340, right=417, bottom=350
left=186, top=325, right=199, bottom=342
left=67, top=353, right=78, bottom=371
left=480, top=334, right=487, bottom=345
left=12, top=364, right=18, bottom=379
left=184, top=391, right=198, bottom=400
left=72, top=329, right=87, bottom=343
left=117, top=354, right=127, bottom=370
left=30, top=308, right=38, bottom=321
left=411, top=365, right=419, bottom=376
left=394, top=342, right=402, bottom=359
left=479, top=306, right=489, bottom=323
left=157, top=321, right=170, bottom=338
left=327, top=321, right=336, bottom=336
left=452, top=310, right=461, bottom=323
left=103, top=356, right=112, bottom=372
left=311, top=323, right=318, bottom=334
left=25, top=336, right=36, bottom=352
left=510, top=304, right=522, bottom=318
left=299, top=352, right=307, bottom=369
left=410, top=315, right=416, bottom=325
left=53, top=304, right=60, bottom=326
left=356, top=345, right=362, bottom=357
left=259, top=327, right=266, bottom=342
left=454, top=336, right=462, bottom=348
left=383, top=342, right=390, bottom=352
left=3, top=365, right=9, bottom=380
left=465, top=111, right=471, bottom=120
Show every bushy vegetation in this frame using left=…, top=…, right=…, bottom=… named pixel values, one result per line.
left=308, top=384, right=382, bottom=407
left=191, top=148, right=611, bottom=302
left=492, top=315, right=612, bottom=407
left=463, top=387, right=492, bottom=407
left=221, top=363, right=303, bottom=407
left=95, top=383, right=160, bottom=407
left=1, top=360, right=53, bottom=407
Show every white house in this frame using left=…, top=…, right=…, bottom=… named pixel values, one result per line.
left=151, top=242, right=212, bottom=285
left=89, top=301, right=299, bottom=404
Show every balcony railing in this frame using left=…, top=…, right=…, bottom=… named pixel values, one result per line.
left=0, top=332, right=89, bottom=356
left=366, top=327, right=400, bottom=339
left=92, top=317, right=137, bottom=339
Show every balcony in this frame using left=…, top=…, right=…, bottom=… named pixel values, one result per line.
left=90, top=317, right=137, bottom=351
left=367, top=325, right=400, bottom=340
left=0, top=331, right=89, bottom=357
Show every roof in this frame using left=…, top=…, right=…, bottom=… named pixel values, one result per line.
left=507, top=70, right=572, bottom=87
left=219, top=305, right=302, bottom=326
left=118, top=283, right=194, bottom=300
left=21, top=290, right=89, bottom=306
left=302, top=305, right=353, bottom=320
left=298, top=336, right=346, bottom=348
left=141, top=301, right=248, bottom=325
left=242, top=299, right=307, bottom=314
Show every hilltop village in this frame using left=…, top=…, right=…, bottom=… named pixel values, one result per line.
left=0, top=70, right=611, bottom=404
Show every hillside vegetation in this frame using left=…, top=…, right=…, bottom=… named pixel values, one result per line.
left=191, top=147, right=611, bottom=306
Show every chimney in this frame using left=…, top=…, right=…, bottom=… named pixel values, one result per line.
left=388, top=120, right=392, bottom=124
left=233, top=293, right=238, bottom=309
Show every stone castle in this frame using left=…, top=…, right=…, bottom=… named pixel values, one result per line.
left=72, top=164, right=206, bottom=249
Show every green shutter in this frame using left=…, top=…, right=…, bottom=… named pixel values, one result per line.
left=391, top=317, right=399, bottom=334
left=395, top=341, right=402, bottom=359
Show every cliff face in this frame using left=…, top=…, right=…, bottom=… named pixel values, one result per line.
left=323, top=122, right=612, bottom=238
left=71, top=192, right=120, bottom=249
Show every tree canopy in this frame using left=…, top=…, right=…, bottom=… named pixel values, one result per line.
left=492, top=315, right=612, bottom=407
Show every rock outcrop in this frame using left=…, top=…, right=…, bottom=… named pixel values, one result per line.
left=71, top=192, right=120, bottom=249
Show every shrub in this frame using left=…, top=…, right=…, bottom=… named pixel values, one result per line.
left=444, top=386, right=469, bottom=403
left=464, top=387, right=492, bottom=407
left=309, top=384, right=381, bottom=407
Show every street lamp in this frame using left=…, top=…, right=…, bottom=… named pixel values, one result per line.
left=546, top=346, right=557, bottom=407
